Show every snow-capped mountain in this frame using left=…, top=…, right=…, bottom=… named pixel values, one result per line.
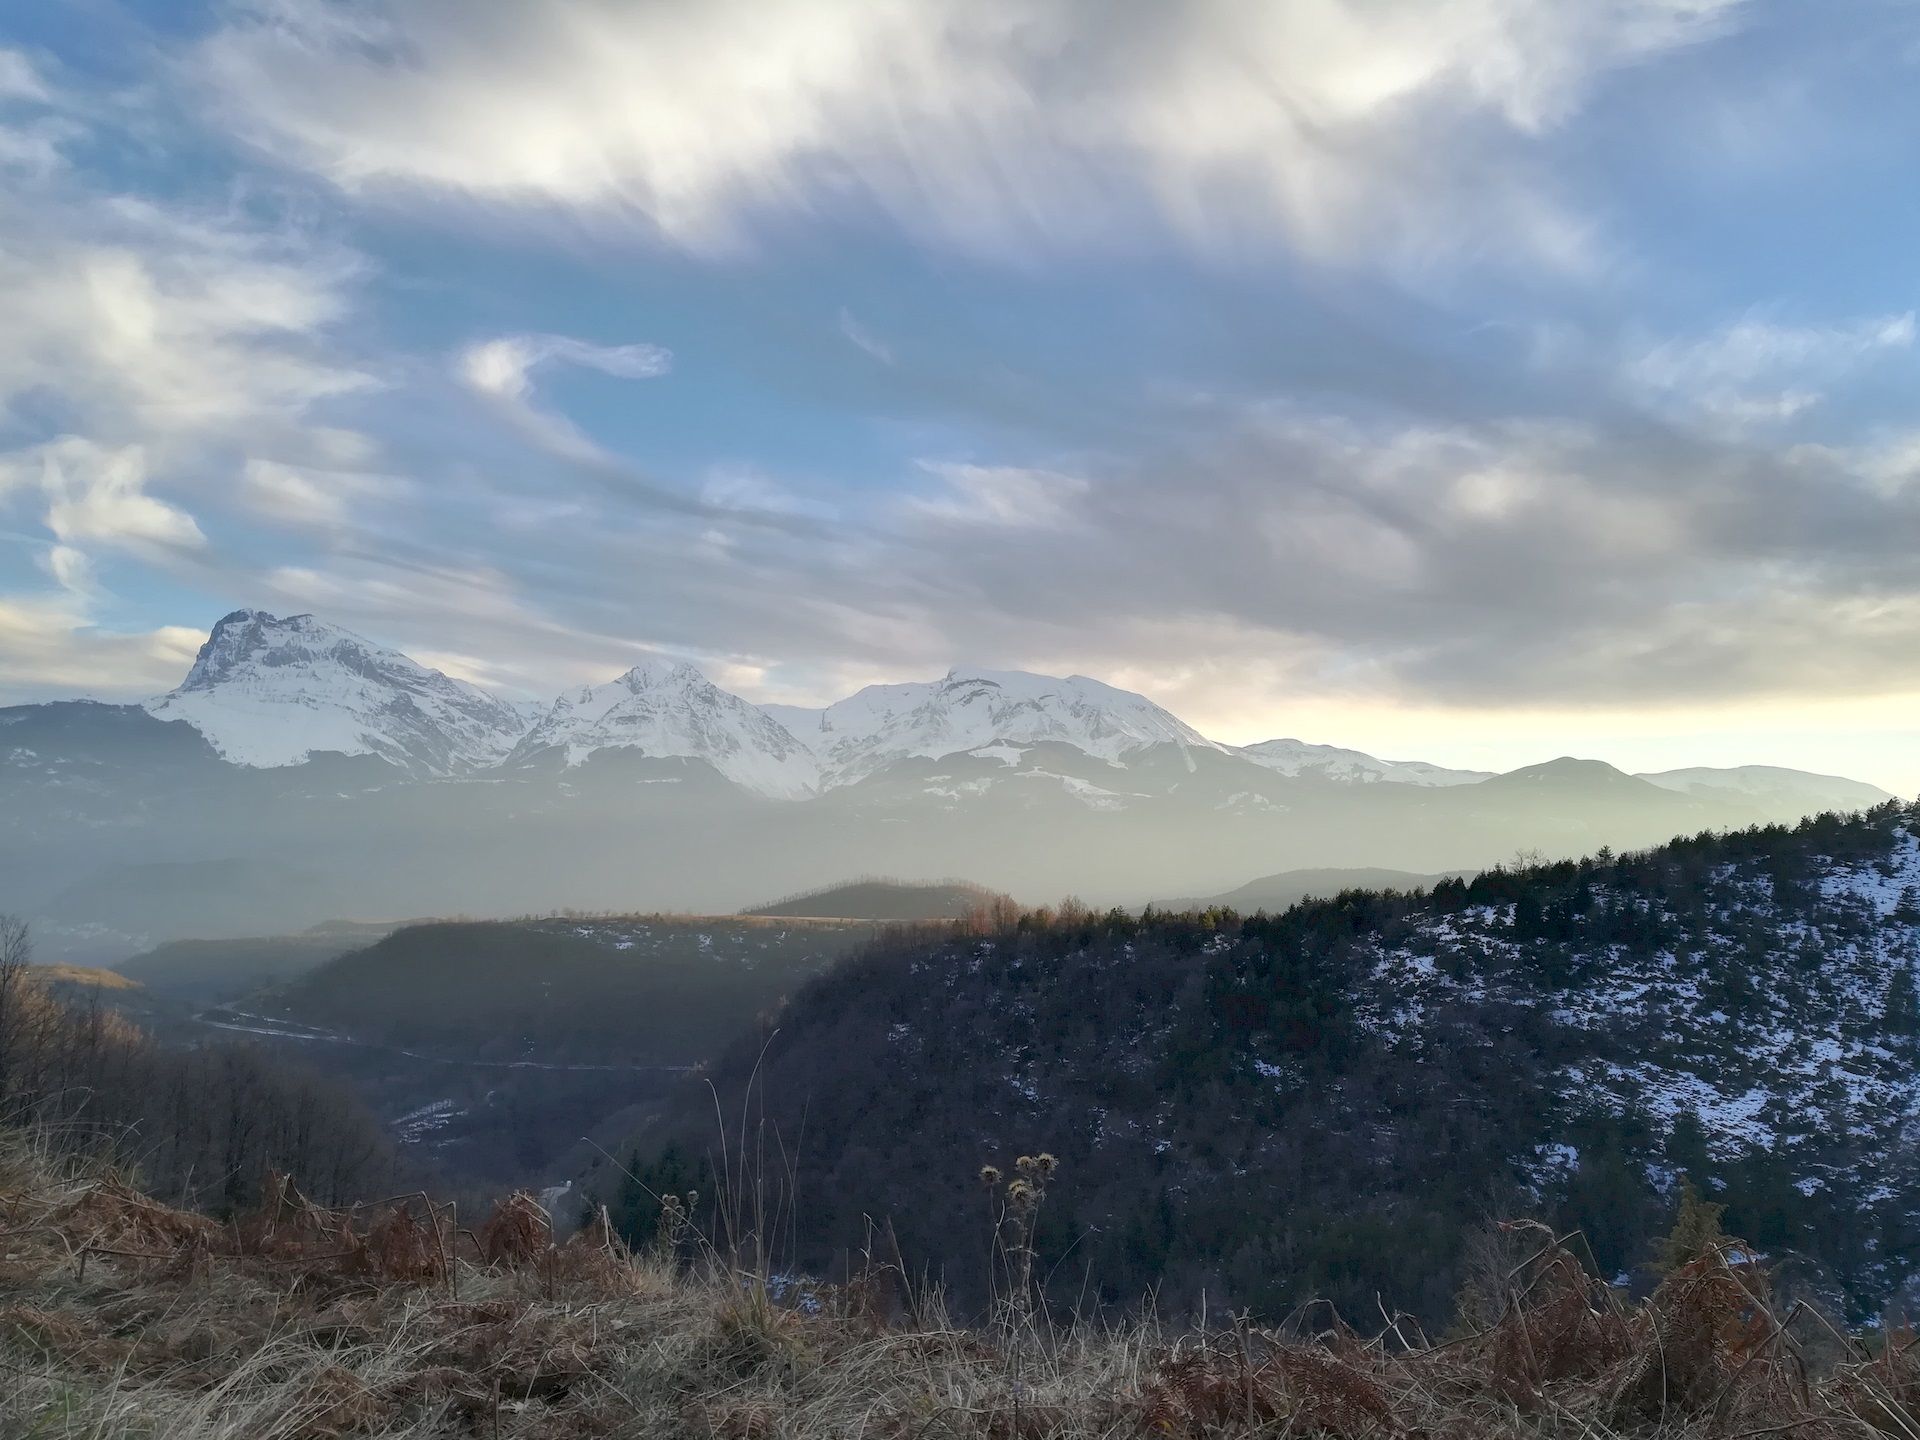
left=100, top=609, right=1901, bottom=818
left=1637, top=764, right=1892, bottom=811
left=1236, top=738, right=1493, bottom=787
left=507, top=659, right=819, bottom=799
left=765, top=667, right=1224, bottom=789
left=12, top=606, right=1908, bottom=957
left=144, top=610, right=527, bottom=776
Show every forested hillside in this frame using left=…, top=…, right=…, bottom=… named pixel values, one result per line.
left=208, top=916, right=886, bottom=1189
left=613, top=802, right=1920, bottom=1327
left=113, top=924, right=393, bottom=1003
left=267, top=916, right=883, bottom=1064
left=0, top=917, right=399, bottom=1211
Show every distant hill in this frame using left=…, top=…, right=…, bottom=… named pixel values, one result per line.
left=113, top=924, right=394, bottom=1003
left=221, top=915, right=896, bottom=1188
left=743, top=877, right=1003, bottom=920
left=265, top=916, right=881, bottom=1065
left=1172, top=865, right=1468, bottom=913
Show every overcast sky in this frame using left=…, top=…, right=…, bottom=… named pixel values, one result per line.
left=2, top=1, right=1919, bottom=791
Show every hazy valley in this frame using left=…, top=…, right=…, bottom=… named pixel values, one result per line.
left=3, top=611, right=1888, bottom=960
left=5, top=608, right=1914, bottom=1338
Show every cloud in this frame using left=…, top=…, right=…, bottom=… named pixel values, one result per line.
left=239, top=456, right=399, bottom=531
left=0, top=49, right=48, bottom=104
left=0, top=208, right=371, bottom=445
left=194, top=0, right=1743, bottom=267
left=11, top=0, right=1920, bottom=795
left=838, top=309, right=893, bottom=364
left=908, top=461, right=1090, bottom=528
left=0, top=46, right=392, bottom=698
left=836, top=399, right=1920, bottom=716
left=458, top=332, right=671, bottom=462
left=1628, top=310, right=1915, bottom=428
left=0, top=591, right=204, bottom=698
left=459, top=334, right=672, bottom=401
left=42, top=544, right=92, bottom=595
left=0, top=48, right=83, bottom=179
left=0, top=57, right=373, bottom=475
left=5, top=438, right=206, bottom=558
left=700, top=465, right=837, bottom=522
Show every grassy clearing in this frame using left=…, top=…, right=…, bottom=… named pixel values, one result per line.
left=1, top=1129, right=1916, bottom=1438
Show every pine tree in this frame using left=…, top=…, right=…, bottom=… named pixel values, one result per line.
left=1654, top=1176, right=1727, bottom=1274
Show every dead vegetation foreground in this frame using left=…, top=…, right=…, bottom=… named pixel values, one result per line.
left=2, top=1138, right=1918, bottom=1439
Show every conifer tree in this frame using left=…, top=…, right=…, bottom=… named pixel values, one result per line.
left=1655, top=1176, right=1728, bottom=1274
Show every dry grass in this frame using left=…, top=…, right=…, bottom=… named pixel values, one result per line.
left=2, top=1135, right=1916, bottom=1439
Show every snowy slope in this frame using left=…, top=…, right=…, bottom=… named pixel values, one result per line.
left=1636, top=765, right=1892, bottom=811
left=1236, top=738, right=1492, bottom=787
left=508, top=660, right=819, bottom=799
left=145, top=610, right=528, bottom=776
left=769, top=667, right=1225, bottom=788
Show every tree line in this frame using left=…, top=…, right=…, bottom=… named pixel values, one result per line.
left=0, top=915, right=399, bottom=1211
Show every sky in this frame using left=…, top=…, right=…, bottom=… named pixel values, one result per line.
left=1, top=1, right=1919, bottom=793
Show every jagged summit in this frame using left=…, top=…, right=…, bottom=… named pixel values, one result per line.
left=146, top=609, right=526, bottom=776
left=509, top=658, right=819, bottom=799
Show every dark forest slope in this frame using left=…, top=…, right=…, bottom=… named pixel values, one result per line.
left=617, top=802, right=1920, bottom=1327
left=267, top=916, right=884, bottom=1065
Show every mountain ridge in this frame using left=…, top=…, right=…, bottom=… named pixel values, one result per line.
left=98, top=609, right=1902, bottom=806
left=5, top=609, right=1904, bottom=955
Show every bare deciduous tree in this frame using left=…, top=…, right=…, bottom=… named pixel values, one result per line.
left=0, top=913, right=30, bottom=1108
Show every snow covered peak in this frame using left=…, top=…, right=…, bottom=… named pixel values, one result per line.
left=601, top=658, right=707, bottom=690
left=773, top=666, right=1223, bottom=787
left=177, top=608, right=276, bottom=688
left=1237, top=738, right=1492, bottom=788
left=510, top=659, right=819, bottom=799
left=147, top=610, right=528, bottom=775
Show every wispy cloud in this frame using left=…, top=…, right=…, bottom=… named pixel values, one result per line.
left=838, top=308, right=893, bottom=364
left=1629, top=310, right=1915, bottom=428
left=908, top=461, right=1090, bottom=529
left=32, top=439, right=206, bottom=556
left=0, top=48, right=380, bottom=693
left=0, top=590, right=203, bottom=697
left=458, top=332, right=670, bottom=463
left=194, top=0, right=1744, bottom=268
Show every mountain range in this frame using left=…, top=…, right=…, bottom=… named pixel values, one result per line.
left=0, top=608, right=1896, bottom=955
left=115, top=610, right=1892, bottom=810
